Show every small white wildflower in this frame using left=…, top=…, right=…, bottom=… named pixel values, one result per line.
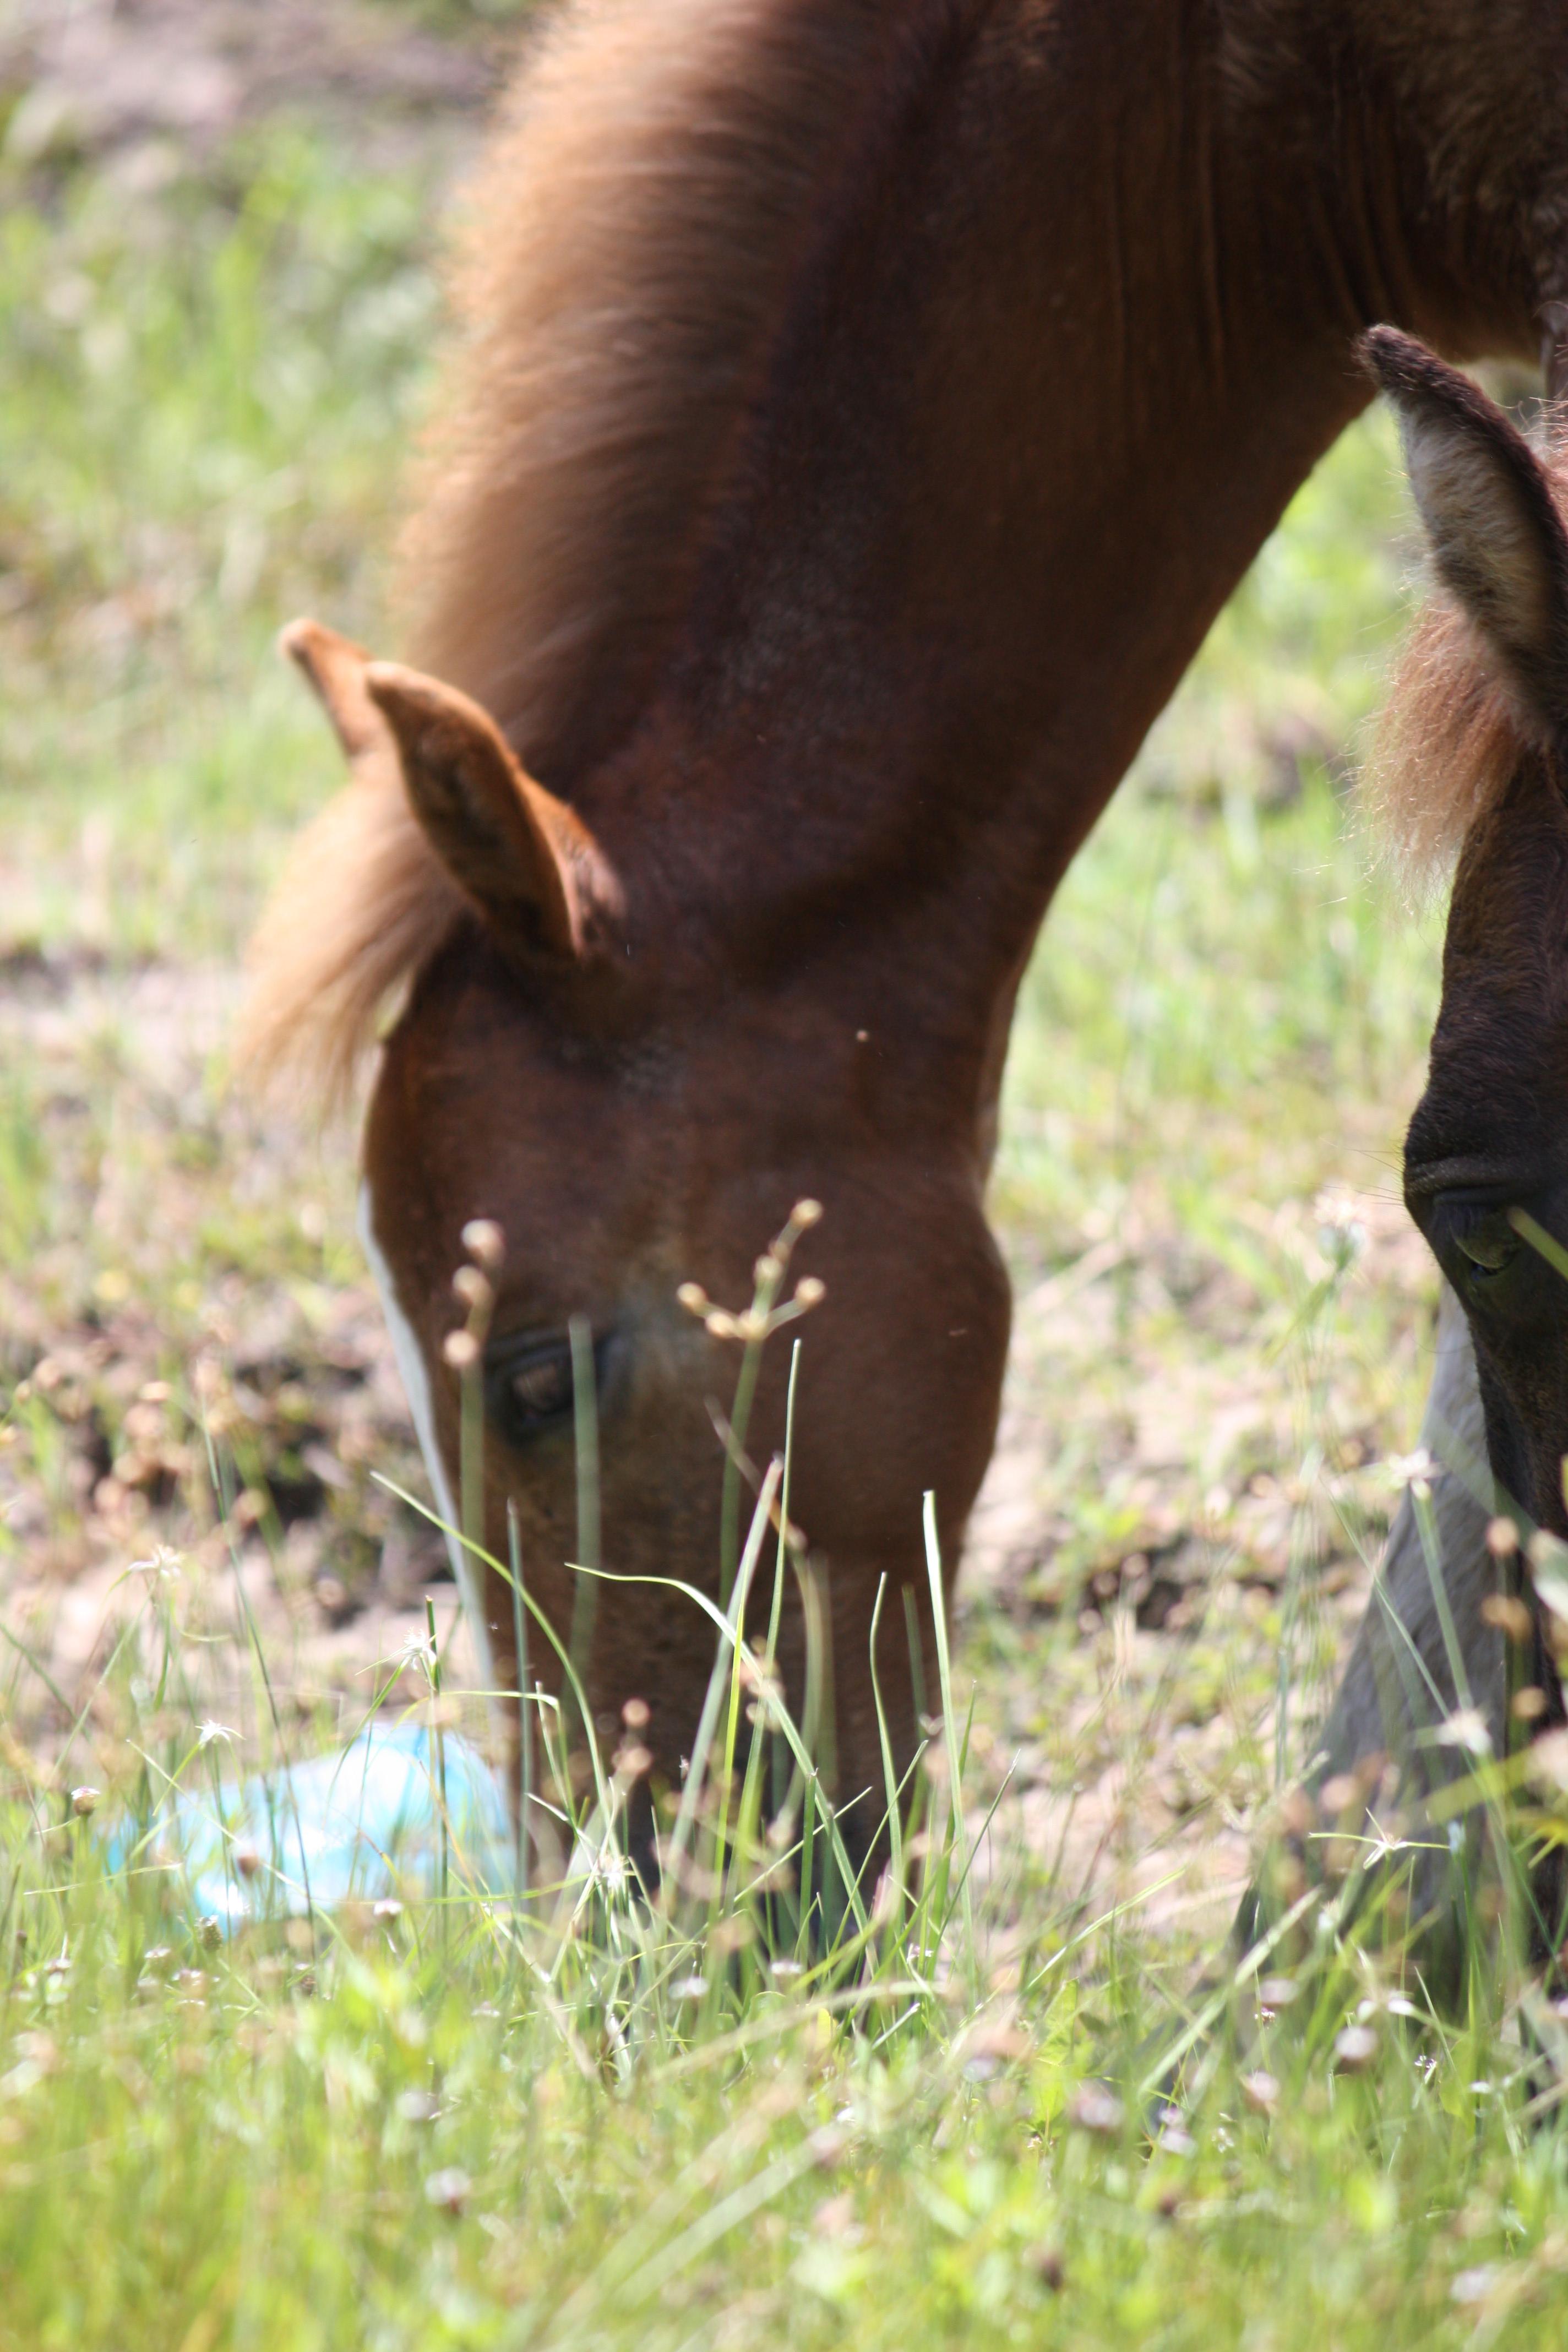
left=585, top=1844, right=631, bottom=1895
left=1435, top=1707, right=1492, bottom=1757
left=1314, top=1185, right=1368, bottom=1267
left=1385, top=1449, right=1439, bottom=1499
left=424, top=2167, right=471, bottom=2215
left=1152, top=2104, right=1195, bottom=2155
left=400, top=1632, right=438, bottom=1683
left=1333, top=2024, right=1379, bottom=2072
left=197, top=1721, right=237, bottom=1750
left=1068, top=2083, right=1124, bottom=2135
left=128, top=1545, right=182, bottom=1582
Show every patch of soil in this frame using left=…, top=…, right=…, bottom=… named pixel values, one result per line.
left=0, top=0, right=508, bottom=170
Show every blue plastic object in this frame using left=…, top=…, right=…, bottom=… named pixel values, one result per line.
left=111, top=1720, right=516, bottom=1930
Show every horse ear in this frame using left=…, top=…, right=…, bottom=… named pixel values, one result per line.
left=281, top=617, right=395, bottom=774
left=1362, top=327, right=1568, bottom=738
left=363, top=662, right=621, bottom=958
left=280, top=618, right=620, bottom=959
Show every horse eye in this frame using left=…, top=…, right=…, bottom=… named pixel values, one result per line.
left=484, top=1326, right=618, bottom=1447
left=1457, top=1229, right=1520, bottom=1277
left=485, top=1335, right=576, bottom=1443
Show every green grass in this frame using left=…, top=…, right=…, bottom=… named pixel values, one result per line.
left=7, top=1439, right=1568, bottom=2352
left=6, top=69, right=1568, bottom=2352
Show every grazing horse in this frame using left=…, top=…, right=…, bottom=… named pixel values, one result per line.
left=1356, top=329, right=1568, bottom=1953
left=247, top=0, right=1568, bottom=1872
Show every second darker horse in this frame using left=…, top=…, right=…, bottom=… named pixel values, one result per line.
left=1362, top=326, right=1568, bottom=1956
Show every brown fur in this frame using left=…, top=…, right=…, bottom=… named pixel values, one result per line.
left=245, top=0, right=956, bottom=1098
left=399, top=0, right=933, bottom=774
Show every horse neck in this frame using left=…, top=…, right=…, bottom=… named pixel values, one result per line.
left=576, top=0, right=1553, bottom=1127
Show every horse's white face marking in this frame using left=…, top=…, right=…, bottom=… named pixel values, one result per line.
left=357, top=1181, right=498, bottom=1706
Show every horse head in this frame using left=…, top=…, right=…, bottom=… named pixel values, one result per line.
left=268, top=622, right=1012, bottom=1858
left=1371, top=331, right=1568, bottom=1573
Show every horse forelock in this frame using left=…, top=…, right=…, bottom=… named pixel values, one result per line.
left=244, top=0, right=968, bottom=1102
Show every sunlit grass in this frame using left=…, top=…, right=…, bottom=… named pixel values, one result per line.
left=7, top=1299, right=1568, bottom=2351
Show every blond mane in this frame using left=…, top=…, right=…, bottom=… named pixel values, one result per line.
left=1368, top=427, right=1568, bottom=883
left=1368, top=597, right=1523, bottom=881
left=243, top=0, right=922, bottom=1103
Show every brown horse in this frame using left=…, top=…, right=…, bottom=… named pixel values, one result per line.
left=246, top=0, right=1568, bottom=1878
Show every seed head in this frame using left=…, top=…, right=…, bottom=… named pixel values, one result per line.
left=1481, top=1592, right=1534, bottom=1643
left=704, top=1310, right=739, bottom=1341
left=794, top=1277, right=826, bottom=1309
left=70, top=1786, right=100, bottom=1817
left=451, top=1265, right=493, bottom=1316
left=442, top=1329, right=481, bottom=1373
left=676, top=1282, right=709, bottom=1315
left=754, top=1253, right=782, bottom=1287
left=235, top=1844, right=261, bottom=1880
left=622, top=1697, right=651, bottom=1730
left=461, top=1219, right=505, bottom=1271
left=790, top=1199, right=824, bottom=1230
left=1487, top=1516, right=1520, bottom=1558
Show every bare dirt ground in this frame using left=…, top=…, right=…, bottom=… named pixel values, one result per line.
left=0, top=0, right=504, bottom=163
